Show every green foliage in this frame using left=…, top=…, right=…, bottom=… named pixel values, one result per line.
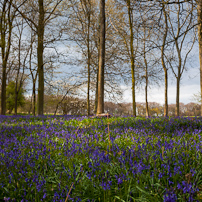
left=6, top=81, right=25, bottom=113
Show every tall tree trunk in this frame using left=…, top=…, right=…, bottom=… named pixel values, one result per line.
left=143, top=25, right=149, bottom=117
left=163, top=69, right=168, bottom=116
left=29, top=26, right=36, bottom=116
left=145, top=76, right=149, bottom=117
left=161, top=3, right=168, bottom=117
left=175, top=36, right=182, bottom=117
left=33, top=82, right=36, bottom=116
left=1, top=1, right=7, bottom=116
left=131, top=59, right=136, bottom=116
left=14, top=90, right=18, bottom=115
left=198, top=0, right=202, bottom=116
left=144, top=56, right=149, bottom=117
left=175, top=77, right=180, bottom=116
left=1, top=62, right=7, bottom=115
left=87, top=12, right=91, bottom=116
left=170, top=3, right=193, bottom=117
left=37, top=0, right=45, bottom=115
left=94, top=67, right=99, bottom=114
left=97, top=0, right=105, bottom=114
left=1, top=1, right=13, bottom=115
left=127, top=0, right=136, bottom=116
left=29, top=95, right=32, bottom=115
left=94, top=20, right=100, bottom=114
left=15, top=36, right=21, bottom=115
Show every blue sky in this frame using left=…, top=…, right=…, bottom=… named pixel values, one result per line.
left=121, top=63, right=200, bottom=105
left=58, top=62, right=200, bottom=105
left=44, top=36, right=201, bottom=105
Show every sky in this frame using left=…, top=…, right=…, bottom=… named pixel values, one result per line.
left=43, top=32, right=201, bottom=106
left=58, top=62, right=200, bottom=105
left=56, top=43, right=200, bottom=105
left=121, top=66, right=200, bottom=105
left=119, top=30, right=201, bottom=105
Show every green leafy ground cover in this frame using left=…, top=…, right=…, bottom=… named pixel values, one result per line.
left=1, top=115, right=202, bottom=201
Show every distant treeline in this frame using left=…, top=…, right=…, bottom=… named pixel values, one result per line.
left=15, top=95, right=200, bottom=117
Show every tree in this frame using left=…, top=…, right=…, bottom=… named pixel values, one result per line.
left=37, top=0, right=45, bottom=115
left=10, top=0, right=65, bottom=115
left=79, top=0, right=94, bottom=116
left=167, top=1, right=196, bottom=116
left=132, top=2, right=162, bottom=117
left=68, top=0, right=96, bottom=115
left=92, top=0, right=126, bottom=115
left=148, top=102, right=163, bottom=116
left=143, top=27, right=149, bottom=117
left=6, top=80, right=25, bottom=114
left=28, top=27, right=38, bottom=116
left=107, top=0, right=139, bottom=116
left=42, top=75, right=84, bottom=115
left=13, top=18, right=29, bottom=115
left=97, top=0, right=105, bottom=114
left=197, top=0, right=202, bottom=116
left=161, top=2, right=169, bottom=117
left=126, top=0, right=136, bottom=116
left=85, top=0, right=92, bottom=115
left=0, top=0, right=17, bottom=115
left=63, top=0, right=125, bottom=116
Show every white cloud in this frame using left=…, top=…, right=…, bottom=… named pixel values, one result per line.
left=121, top=83, right=200, bottom=105
left=121, top=65, right=201, bottom=105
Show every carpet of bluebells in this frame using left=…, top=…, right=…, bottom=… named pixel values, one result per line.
left=1, top=115, right=202, bottom=202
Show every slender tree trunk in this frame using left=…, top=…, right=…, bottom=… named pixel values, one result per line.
left=198, top=0, right=202, bottom=116
left=175, top=77, right=180, bottom=116
left=87, top=65, right=90, bottom=115
left=87, top=13, right=91, bottom=116
left=161, top=3, right=168, bottom=117
left=94, top=20, right=100, bottom=114
left=29, top=26, right=36, bottom=116
left=163, top=69, right=168, bottom=116
left=127, top=0, right=136, bottom=116
left=131, top=62, right=136, bottom=116
left=29, top=96, right=32, bottom=115
left=1, top=62, right=7, bottom=115
left=37, top=0, right=45, bottom=115
left=33, top=82, right=36, bottom=116
left=97, top=0, right=105, bottom=114
left=14, top=91, right=18, bottom=115
left=145, top=76, right=149, bottom=117
left=144, top=56, right=149, bottom=117
left=15, top=36, right=21, bottom=115
left=175, top=36, right=182, bottom=117
left=94, top=67, right=99, bottom=114
left=143, top=25, right=149, bottom=117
